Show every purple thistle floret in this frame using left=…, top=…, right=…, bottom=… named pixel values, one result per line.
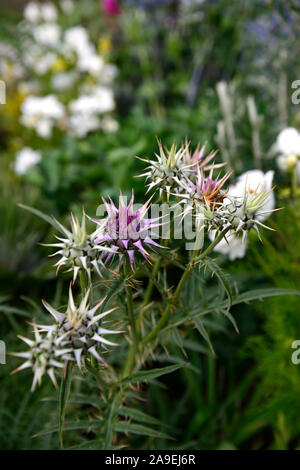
left=90, top=192, right=164, bottom=266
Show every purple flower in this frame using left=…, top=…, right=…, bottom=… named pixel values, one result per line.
left=102, top=0, right=120, bottom=16
left=90, top=192, right=164, bottom=266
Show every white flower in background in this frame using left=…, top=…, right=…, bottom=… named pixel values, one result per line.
left=68, top=87, right=115, bottom=137
left=63, top=26, right=92, bottom=58
left=276, top=127, right=300, bottom=180
left=20, top=95, right=65, bottom=138
left=40, top=3, right=58, bottom=22
left=68, top=114, right=102, bottom=138
left=101, top=64, right=118, bottom=84
left=24, top=2, right=41, bottom=23
left=78, top=53, right=104, bottom=77
left=33, top=52, right=57, bottom=75
left=210, top=170, right=275, bottom=259
left=68, top=91, right=112, bottom=116
left=33, top=23, right=61, bottom=46
left=51, top=71, right=77, bottom=91
left=60, top=0, right=75, bottom=14
left=14, top=147, right=41, bottom=175
left=277, top=127, right=300, bottom=156
left=102, top=117, right=119, bottom=133
left=209, top=230, right=247, bottom=260
left=17, top=9, right=117, bottom=140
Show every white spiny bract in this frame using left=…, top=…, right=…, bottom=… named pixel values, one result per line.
left=45, top=211, right=111, bottom=281
left=11, top=325, right=72, bottom=391
left=11, top=287, right=120, bottom=390
left=41, top=286, right=120, bottom=367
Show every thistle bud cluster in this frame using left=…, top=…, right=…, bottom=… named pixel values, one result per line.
left=138, top=142, right=276, bottom=244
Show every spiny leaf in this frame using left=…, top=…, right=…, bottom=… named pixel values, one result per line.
left=120, top=364, right=185, bottom=385
left=168, top=288, right=300, bottom=330
left=33, top=419, right=102, bottom=437
left=18, top=203, right=66, bottom=235
left=119, top=407, right=163, bottom=426
left=193, top=318, right=215, bottom=355
left=66, top=440, right=103, bottom=450
left=58, top=362, right=73, bottom=449
left=201, top=257, right=233, bottom=310
left=114, top=421, right=172, bottom=439
left=0, top=305, right=31, bottom=318
left=232, top=288, right=300, bottom=305
left=94, top=276, right=125, bottom=312
left=104, top=393, right=122, bottom=450
left=220, top=308, right=239, bottom=333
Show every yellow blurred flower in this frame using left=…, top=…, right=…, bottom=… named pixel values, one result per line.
left=98, top=37, right=112, bottom=57
left=50, top=57, right=68, bottom=73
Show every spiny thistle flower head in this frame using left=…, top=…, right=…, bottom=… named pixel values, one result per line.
left=137, top=140, right=187, bottom=198
left=41, top=285, right=120, bottom=368
left=182, top=142, right=220, bottom=175
left=90, top=191, right=163, bottom=266
left=177, top=165, right=232, bottom=227
left=45, top=211, right=111, bottom=281
left=11, top=325, right=72, bottom=391
left=11, top=287, right=121, bottom=390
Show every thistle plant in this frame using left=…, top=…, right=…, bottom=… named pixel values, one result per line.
left=12, top=139, right=292, bottom=450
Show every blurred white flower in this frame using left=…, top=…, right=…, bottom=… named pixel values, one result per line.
left=69, top=87, right=115, bottom=115
left=33, top=23, right=61, bottom=46
left=276, top=127, right=300, bottom=179
left=276, top=127, right=300, bottom=156
left=24, top=2, right=41, bottom=23
left=40, top=3, right=58, bottom=22
left=68, top=114, right=102, bottom=138
left=14, top=147, right=41, bottom=175
left=33, top=52, right=57, bottom=75
left=101, top=117, right=119, bottom=133
left=68, top=87, right=115, bottom=137
left=209, top=230, right=247, bottom=260
left=101, top=64, right=118, bottom=84
left=63, top=26, right=91, bottom=58
left=21, top=95, right=65, bottom=138
left=60, top=0, right=75, bottom=14
left=51, top=71, right=77, bottom=91
left=78, top=54, right=104, bottom=77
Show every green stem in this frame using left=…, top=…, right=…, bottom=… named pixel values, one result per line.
left=142, top=227, right=230, bottom=346
left=207, top=354, right=216, bottom=406
left=58, top=362, right=73, bottom=449
left=143, top=257, right=160, bottom=307
left=291, top=167, right=298, bottom=200
left=122, top=256, right=138, bottom=377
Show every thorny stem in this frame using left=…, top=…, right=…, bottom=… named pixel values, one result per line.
left=143, top=257, right=160, bottom=307
left=122, top=256, right=138, bottom=377
left=142, top=192, right=169, bottom=307
left=142, top=226, right=230, bottom=346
